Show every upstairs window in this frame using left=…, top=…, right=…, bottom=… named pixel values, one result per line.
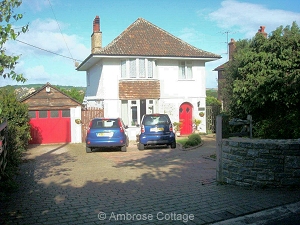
left=179, top=61, right=193, bottom=80
left=121, top=58, right=155, bottom=79
left=121, top=60, right=126, bottom=78
left=139, top=58, right=146, bottom=78
left=129, top=59, right=136, bottom=78
left=147, top=60, right=154, bottom=78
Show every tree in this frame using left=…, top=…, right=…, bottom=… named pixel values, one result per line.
left=57, top=87, right=85, bottom=103
left=206, top=89, right=218, bottom=99
left=0, top=0, right=28, bottom=82
left=206, top=96, right=221, bottom=107
left=223, top=22, right=300, bottom=139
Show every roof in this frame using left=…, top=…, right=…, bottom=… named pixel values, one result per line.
left=77, top=18, right=221, bottom=70
left=213, top=62, right=227, bottom=71
left=98, top=18, right=220, bottom=58
left=20, top=82, right=83, bottom=106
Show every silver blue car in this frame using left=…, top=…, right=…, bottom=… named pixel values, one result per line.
left=138, top=114, right=176, bottom=150
left=86, top=118, right=129, bottom=153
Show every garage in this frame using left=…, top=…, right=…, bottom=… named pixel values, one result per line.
left=21, top=83, right=82, bottom=144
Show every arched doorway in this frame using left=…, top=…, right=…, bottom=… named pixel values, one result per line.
left=179, top=102, right=193, bottom=135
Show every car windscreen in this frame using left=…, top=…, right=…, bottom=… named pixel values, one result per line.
left=91, top=119, right=119, bottom=128
left=143, top=115, right=170, bottom=126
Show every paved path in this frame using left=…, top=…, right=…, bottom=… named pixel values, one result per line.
left=1, top=136, right=300, bottom=224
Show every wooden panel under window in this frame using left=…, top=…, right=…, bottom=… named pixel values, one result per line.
left=119, top=80, right=160, bottom=99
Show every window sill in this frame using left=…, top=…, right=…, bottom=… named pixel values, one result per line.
left=178, top=79, right=195, bottom=81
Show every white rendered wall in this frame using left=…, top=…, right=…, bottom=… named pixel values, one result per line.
left=157, top=59, right=207, bottom=132
left=70, top=106, right=82, bottom=143
left=84, top=58, right=208, bottom=133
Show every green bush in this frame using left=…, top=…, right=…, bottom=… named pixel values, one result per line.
left=183, top=133, right=202, bottom=148
left=222, top=22, right=300, bottom=139
left=0, top=87, right=30, bottom=182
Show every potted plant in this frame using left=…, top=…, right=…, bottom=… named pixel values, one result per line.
left=199, top=112, right=205, bottom=117
left=193, top=119, right=201, bottom=132
left=173, top=121, right=182, bottom=136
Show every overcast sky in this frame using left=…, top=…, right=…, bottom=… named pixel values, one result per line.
left=1, top=0, right=300, bottom=88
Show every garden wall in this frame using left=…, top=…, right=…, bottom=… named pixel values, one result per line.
left=219, top=138, right=300, bottom=187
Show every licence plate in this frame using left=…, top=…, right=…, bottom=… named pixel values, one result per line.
left=150, top=127, right=164, bottom=132
left=96, top=132, right=113, bottom=137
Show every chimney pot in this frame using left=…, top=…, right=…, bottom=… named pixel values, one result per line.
left=257, top=26, right=267, bottom=38
left=93, top=16, right=100, bottom=32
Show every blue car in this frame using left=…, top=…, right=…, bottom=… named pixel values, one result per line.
left=86, top=118, right=129, bottom=153
left=138, top=114, right=176, bottom=150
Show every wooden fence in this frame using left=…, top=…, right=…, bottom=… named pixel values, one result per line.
left=81, top=107, right=104, bottom=142
left=206, top=105, right=221, bottom=133
left=0, top=120, right=8, bottom=181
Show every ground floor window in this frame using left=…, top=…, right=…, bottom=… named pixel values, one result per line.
left=121, top=99, right=156, bottom=127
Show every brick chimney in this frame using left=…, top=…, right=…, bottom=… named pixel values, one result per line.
left=228, top=38, right=236, bottom=60
left=257, top=26, right=267, bottom=38
left=91, top=16, right=102, bottom=53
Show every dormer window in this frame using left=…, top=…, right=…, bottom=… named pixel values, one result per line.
left=121, top=58, right=155, bottom=79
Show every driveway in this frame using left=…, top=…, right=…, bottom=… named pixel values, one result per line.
left=1, top=135, right=300, bottom=224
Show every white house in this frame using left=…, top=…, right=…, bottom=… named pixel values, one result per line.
left=77, top=16, right=221, bottom=140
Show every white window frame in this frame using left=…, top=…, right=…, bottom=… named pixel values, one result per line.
left=120, top=58, right=155, bottom=79
left=120, top=99, right=157, bottom=127
left=130, top=100, right=139, bottom=126
left=121, top=60, right=127, bottom=78
left=179, top=61, right=193, bottom=80
left=139, top=58, right=146, bottom=78
left=147, top=99, right=154, bottom=114
left=129, top=59, right=136, bottom=78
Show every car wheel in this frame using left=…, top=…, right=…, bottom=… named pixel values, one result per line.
left=138, top=143, right=145, bottom=150
left=86, top=146, right=92, bottom=153
left=121, top=145, right=127, bottom=152
left=170, top=142, right=176, bottom=149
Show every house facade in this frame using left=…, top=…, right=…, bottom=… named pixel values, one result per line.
left=77, top=16, right=221, bottom=139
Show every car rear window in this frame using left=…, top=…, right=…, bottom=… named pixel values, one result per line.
left=91, top=119, right=119, bottom=128
left=143, top=115, right=170, bottom=125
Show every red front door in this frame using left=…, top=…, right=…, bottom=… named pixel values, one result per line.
left=179, top=102, right=193, bottom=135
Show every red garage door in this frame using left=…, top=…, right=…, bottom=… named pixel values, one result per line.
left=29, top=110, right=71, bottom=144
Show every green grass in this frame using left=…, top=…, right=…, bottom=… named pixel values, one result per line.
left=176, top=138, right=188, bottom=145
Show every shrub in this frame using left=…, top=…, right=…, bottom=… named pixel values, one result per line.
left=0, top=87, right=30, bottom=182
left=183, top=133, right=202, bottom=148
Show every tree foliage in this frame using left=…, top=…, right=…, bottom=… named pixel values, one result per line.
left=57, top=87, right=85, bottom=103
left=223, top=22, right=300, bottom=139
left=0, top=0, right=28, bottom=82
left=206, top=96, right=221, bottom=107
left=206, top=89, right=218, bottom=99
left=0, top=87, right=31, bottom=180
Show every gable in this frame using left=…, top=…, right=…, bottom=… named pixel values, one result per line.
left=21, top=83, right=82, bottom=110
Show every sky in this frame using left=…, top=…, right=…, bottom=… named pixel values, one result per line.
left=1, top=0, right=300, bottom=88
